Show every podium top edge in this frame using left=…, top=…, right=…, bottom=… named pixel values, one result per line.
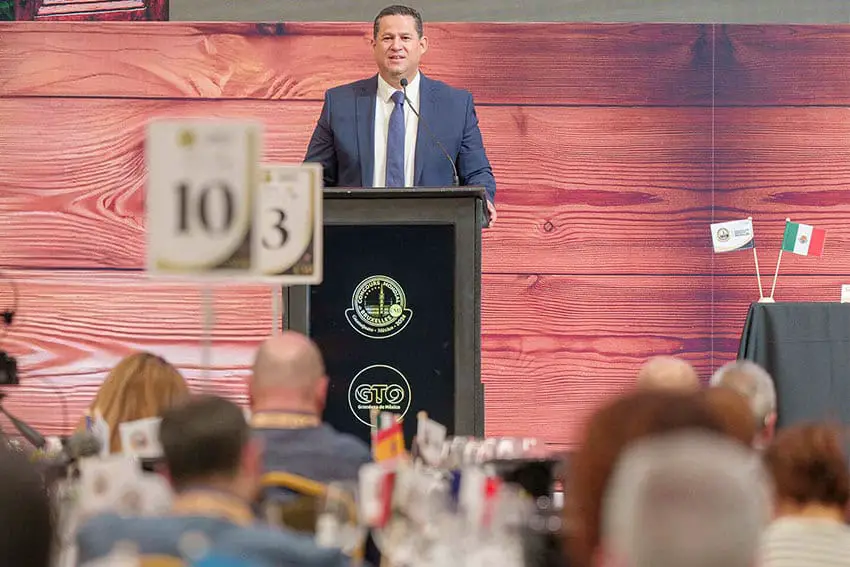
left=322, top=187, right=486, bottom=200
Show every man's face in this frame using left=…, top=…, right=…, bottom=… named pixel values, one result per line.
left=371, top=15, right=428, bottom=83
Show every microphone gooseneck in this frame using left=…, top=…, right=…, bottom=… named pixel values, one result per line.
left=399, top=78, right=459, bottom=187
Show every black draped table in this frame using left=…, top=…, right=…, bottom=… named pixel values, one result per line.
left=737, top=302, right=850, bottom=428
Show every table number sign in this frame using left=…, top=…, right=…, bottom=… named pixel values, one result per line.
left=255, top=163, right=323, bottom=284
left=146, top=119, right=261, bottom=278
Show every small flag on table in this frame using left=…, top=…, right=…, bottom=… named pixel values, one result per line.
left=373, top=412, right=406, bottom=462
left=711, top=218, right=755, bottom=253
left=781, top=221, right=826, bottom=256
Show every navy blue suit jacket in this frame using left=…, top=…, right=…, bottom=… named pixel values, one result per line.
left=304, top=74, right=496, bottom=203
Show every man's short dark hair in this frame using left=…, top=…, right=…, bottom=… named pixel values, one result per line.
left=373, top=5, right=423, bottom=39
left=0, top=446, right=54, bottom=567
left=159, top=395, right=249, bottom=490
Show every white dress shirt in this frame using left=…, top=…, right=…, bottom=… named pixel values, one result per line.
left=372, top=71, right=420, bottom=187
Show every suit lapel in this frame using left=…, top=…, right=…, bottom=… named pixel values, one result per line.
left=356, top=76, right=377, bottom=187
left=414, top=75, right=434, bottom=186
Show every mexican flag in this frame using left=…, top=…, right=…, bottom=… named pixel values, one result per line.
left=781, top=221, right=826, bottom=256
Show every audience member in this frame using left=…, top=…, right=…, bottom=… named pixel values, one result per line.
left=702, top=386, right=757, bottom=447
left=248, top=333, right=371, bottom=493
left=565, top=389, right=725, bottom=567
left=0, top=446, right=54, bottom=567
left=760, top=423, right=850, bottom=566
left=82, top=352, right=189, bottom=453
left=710, top=360, right=777, bottom=449
left=601, top=431, right=770, bottom=567
left=635, top=356, right=700, bottom=392
left=75, top=395, right=349, bottom=567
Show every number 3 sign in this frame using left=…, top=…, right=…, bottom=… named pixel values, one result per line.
left=254, top=163, right=323, bottom=283
left=145, top=119, right=323, bottom=284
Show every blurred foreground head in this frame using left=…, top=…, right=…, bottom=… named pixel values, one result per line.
left=710, top=360, right=777, bottom=449
left=159, top=395, right=262, bottom=502
left=0, top=446, right=54, bottom=567
left=88, top=351, right=190, bottom=453
left=763, top=423, right=849, bottom=516
left=636, top=356, right=700, bottom=393
left=601, top=431, right=770, bottom=567
left=566, top=389, right=725, bottom=567
left=702, top=386, right=757, bottom=447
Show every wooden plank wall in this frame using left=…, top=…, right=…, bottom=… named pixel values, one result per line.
left=1, top=22, right=850, bottom=447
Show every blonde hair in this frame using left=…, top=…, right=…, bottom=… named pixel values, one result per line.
left=84, top=352, right=190, bottom=453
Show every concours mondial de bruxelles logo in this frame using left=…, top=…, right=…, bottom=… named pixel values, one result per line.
left=345, top=275, right=413, bottom=339
left=345, top=275, right=414, bottom=426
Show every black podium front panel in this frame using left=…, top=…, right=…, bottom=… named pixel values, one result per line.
left=309, top=224, right=456, bottom=448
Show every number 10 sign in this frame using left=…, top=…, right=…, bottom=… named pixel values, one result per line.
left=145, top=119, right=323, bottom=284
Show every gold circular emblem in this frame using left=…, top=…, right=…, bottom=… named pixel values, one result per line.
left=177, top=129, right=195, bottom=148
left=345, top=275, right=413, bottom=339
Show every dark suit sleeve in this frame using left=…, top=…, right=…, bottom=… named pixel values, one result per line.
left=456, top=93, right=496, bottom=203
left=304, top=91, right=339, bottom=187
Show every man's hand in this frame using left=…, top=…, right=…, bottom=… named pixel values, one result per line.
left=486, top=201, right=497, bottom=228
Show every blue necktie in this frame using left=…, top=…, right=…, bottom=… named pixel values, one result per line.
left=385, top=90, right=405, bottom=187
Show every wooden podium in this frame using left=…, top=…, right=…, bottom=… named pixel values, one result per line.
left=282, top=187, right=487, bottom=447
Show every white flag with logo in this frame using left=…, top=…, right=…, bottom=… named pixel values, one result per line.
left=416, top=412, right=447, bottom=466
left=711, top=218, right=755, bottom=253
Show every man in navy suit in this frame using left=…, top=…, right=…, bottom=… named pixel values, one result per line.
left=304, top=4, right=498, bottom=225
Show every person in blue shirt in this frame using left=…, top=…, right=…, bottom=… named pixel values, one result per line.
left=75, top=395, right=349, bottom=567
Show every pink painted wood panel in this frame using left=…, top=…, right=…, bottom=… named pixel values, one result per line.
left=0, top=22, right=712, bottom=104
left=2, top=22, right=850, bottom=446
left=0, top=98, right=713, bottom=275
left=15, top=0, right=167, bottom=21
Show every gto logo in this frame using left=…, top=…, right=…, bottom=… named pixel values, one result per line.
left=354, top=384, right=406, bottom=406
left=347, top=364, right=412, bottom=427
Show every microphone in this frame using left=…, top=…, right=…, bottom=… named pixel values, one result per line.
left=400, top=77, right=459, bottom=187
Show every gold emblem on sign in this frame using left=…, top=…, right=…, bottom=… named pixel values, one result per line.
left=345, top=275, right=413, bottom=339
left=177, top=129, right=195, bottom=148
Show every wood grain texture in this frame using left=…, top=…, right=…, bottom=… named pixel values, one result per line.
left=0, top=270, right=272, bottom=434
left=713, top=107, right=850, bottom=276
left=0, top=98, right=714, bottom=275
left=716, top=25, right=850, bottom=106
left=481, top=274, right=850, bottom=443
left=15, top=0, right=167, bottom=21
left=0, top=22, right=713, bottom=104
left=4, top=270, right=843, bottom=440
left=4, top=22, right=850, bottom=447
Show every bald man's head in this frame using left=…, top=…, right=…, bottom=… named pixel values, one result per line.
left=636, top=356, right=700, bottom=393
left=250, top=333, right=327, bottom=406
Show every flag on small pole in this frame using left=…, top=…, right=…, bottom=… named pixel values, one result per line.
left=769, top=218, right=826, bottom=301
left=781, top=220, right=826, bottom=257
left=372, top=411, right=406, bottom=463
left=711, top=217, right=763, bottom=299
